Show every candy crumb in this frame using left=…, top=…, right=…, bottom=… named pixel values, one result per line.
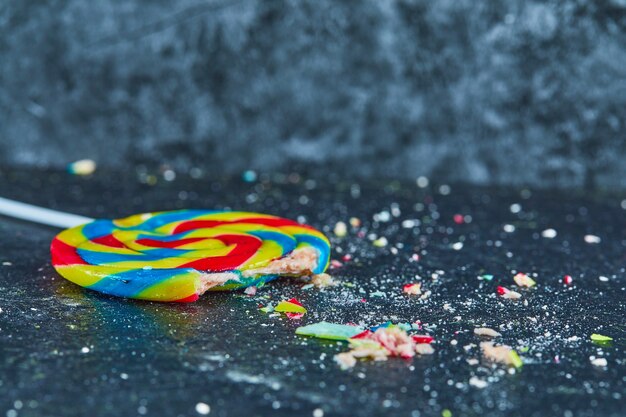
left=67, top=159, right=96, bottom=176
left=333, top=222, right=347, bottom=237
left=403, top=283, right=422, bottom=295
left=513, top=273, right=536, bottom=288
left=244, top=286, right=257, bottom=296
left=311, top=273, right=336, bottom=288
left=415, top=343, right=435, bottom=355
left=474, top=327, right=502, bottom=338
left=497, top=286, right=522, bottom=300
left=195, top=403, right=211, bottom=415
left=469, top=376, right=488, bottom=389
left=590, top=357, right=608, bottom=367
left=481, top=342, right=522, bottom=368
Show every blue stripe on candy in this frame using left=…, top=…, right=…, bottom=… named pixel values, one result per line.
left=135, top=231, right=194, bottom=241
left=294, top=234, right=330, bottom=274
left=81, top=220, right=116, bottom=239
left=77, top=248, right=194, bottom=265
left=248, top=230, right=296, bottom=256
left=87, top=268, right=195, bottom=298
left=133, top=210, right=220, bottom=231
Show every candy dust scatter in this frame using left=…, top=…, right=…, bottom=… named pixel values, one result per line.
left=3, top=171, right=625, bottom=416
left=451, top=242, right=463, bottom=250
left=334, top=222, right=347, bottom=237
left=403, top=283, right=422, bottom=295
left=195, top=402, right=211, bottom=415
left=67, top=159, right=96, bottom=176
left=474, top=327, right=502, bottom=338
left=541, top=228, right=557, bottom=238
left=584, top=234, right=602, bottom=244
left=1, top=261, right=12, bottom=266
left=513, top=273, right=536, bottom=288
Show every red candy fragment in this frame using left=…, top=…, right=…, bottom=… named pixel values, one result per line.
left=563, top=275, right=573, bottom=285
left=412, top=335, right=434, bottom=344
left=287, top=298, right=303, bottom=307
left=497, top=286, right=508, bottom=295
left=352, top=330, right=374, bottom=340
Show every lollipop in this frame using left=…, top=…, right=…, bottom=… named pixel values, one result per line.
left=0, top=198, right=330, bottom=302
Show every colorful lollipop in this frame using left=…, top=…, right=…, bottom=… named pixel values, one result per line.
left=0, top=198, right=330, bottom=302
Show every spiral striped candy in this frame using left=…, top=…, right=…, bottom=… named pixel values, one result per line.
left=51, top=210, right=330, bottom=302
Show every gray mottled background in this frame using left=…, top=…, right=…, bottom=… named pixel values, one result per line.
left=1, top=0, right=626, bottom=189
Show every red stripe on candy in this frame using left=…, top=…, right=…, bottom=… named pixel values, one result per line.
left=92, top=234, right=126, bottom=248
left=172, top=217, right=309, bottom=234
left=136, top=237, right=206, bottom=248
left=177, top=234, right=262, bottom=271
left=173, top=293, right=200, bottom=303
left=50, top=238, right=87, bottom=266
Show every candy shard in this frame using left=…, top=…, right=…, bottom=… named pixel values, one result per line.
left=474, top=327, right=502, bottom=338
left=513, top=273, right=536, bottom=288
left=415, top=343, right=435, bottom=355
left=411, top=335, right=434, bottom=344
left=480, top=342, right=522, bottom=368
left=403, top=283, right=422, bottom=295
left=497, top=286, right=522, bottom=300
left=274, top=298, right=306, bottom=314
left=590, top=333, right=613, bottom=342
left=67, top=159, right=96, bottom=176
left=295, top=322, right=364, bottom=340
left=311, top=273, right=336, bottom=288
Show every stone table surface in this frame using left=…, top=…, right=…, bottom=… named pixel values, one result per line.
left=0, top=168, right=624, bottom=417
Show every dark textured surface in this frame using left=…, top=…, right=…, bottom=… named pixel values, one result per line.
left=2, top=1, right=626, bottom=189
left=0, top=168, right=625, bottom=417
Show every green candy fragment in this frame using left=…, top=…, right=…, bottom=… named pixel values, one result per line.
left=590, top=334, right=613, bottom=342
left=259, top=305, right=274, bottom=313
left=274, top=300, right=307, bottom=314
left=295, top=322, right=364, bottom=341
left=509, top=350, right=523, bottom=369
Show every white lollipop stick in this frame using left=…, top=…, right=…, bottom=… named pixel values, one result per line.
left=0, top=197, right=94, bottom=229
